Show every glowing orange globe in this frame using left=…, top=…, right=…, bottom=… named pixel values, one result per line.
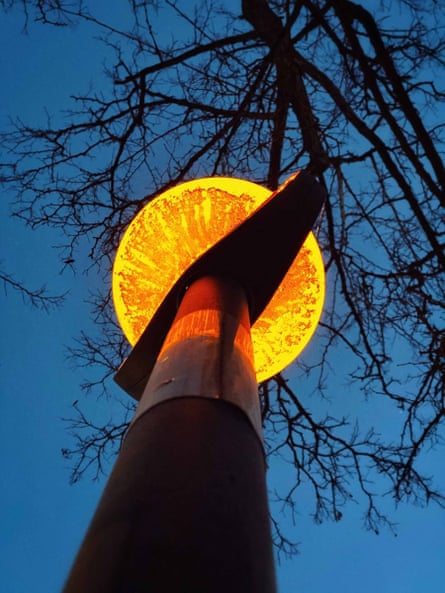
left=112, top=176, right=325, bottom=382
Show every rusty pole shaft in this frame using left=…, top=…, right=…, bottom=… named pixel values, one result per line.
left=63, top=276, right=276, bottom=593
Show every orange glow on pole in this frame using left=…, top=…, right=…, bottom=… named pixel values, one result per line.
left=112, top=176, right=325, bottom=382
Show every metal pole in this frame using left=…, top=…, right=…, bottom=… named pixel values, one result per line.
left=63, top=276, right=276, bottom=593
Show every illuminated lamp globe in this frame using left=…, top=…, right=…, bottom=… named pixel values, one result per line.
left=112, top=176, right=325, bottom=382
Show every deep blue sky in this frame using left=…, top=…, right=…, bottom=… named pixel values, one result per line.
left=1, top=3, right=444, bottom=592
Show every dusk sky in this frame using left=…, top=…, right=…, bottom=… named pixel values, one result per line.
left=1, top=3, right=444, bottom=592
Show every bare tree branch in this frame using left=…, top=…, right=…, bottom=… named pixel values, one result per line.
left=1, top=0, right=444, bottom=553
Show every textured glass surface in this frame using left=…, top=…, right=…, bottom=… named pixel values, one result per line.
left=112, top=176, right=325, bottom=382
